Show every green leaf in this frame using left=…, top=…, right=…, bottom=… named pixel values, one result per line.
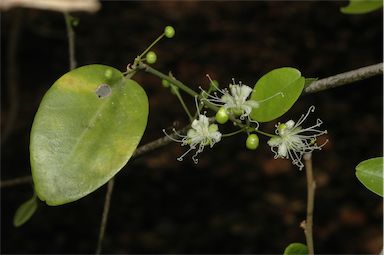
left=30, top=64, right=149, bottom=205
left=341, top=0, right=383, bottom=14
left=13, top=194, right=38, bottom=227
left=283, top=243, right=308, bottom=255
left=355, top=157, right=383, bottom=197
left=250, top=67, right=304, bottom=122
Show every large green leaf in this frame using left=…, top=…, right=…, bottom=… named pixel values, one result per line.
left=13, top=194, right=38, bottom=227
left=341, top=0, right=383, bottom=14
left=30, top=64, right=149, bottom=205
left=250, top=67, right=304, bottom=122
left=283, top=243, right=308, bottom=255
left=355, top=157, right=383, bottom=197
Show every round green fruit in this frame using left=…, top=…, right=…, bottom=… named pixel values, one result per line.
left=164, top=26, right=175, bottom=38
left=246, top=134, right=259, bottom=150
left=146, top=51, right=157, bottom=64
left=215, top=107, right=229, bottom=124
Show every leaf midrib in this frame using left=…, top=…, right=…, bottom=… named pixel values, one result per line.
left=57, top=78, right=125, bottom=182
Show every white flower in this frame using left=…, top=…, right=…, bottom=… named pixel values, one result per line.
left=267, top=106, right=328, bottom=170
left=202, top=79, right=259, bottom=120
left=201, top=78, right=284, bottom=124
left=164, top=114, right=222, bottom=164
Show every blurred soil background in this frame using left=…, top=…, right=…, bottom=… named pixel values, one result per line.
left=1, top=1, right=383, bottom=254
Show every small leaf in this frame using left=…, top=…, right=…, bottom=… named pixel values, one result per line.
left=355, top=157, right=383, bottom=197
left=250, top=67, right=304, bottom=122
left=283, top=242, right=308, bottom=255
left=30, top=65, right=149, bottom=205
left=13, top=194, right=38, bottom=227
left=341, top=0, right=383, bottom=14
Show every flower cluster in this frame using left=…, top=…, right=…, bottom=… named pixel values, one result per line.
left=201, top=79, right=259, bottom=120
left=164, top=77, right=326, bottom=168
left=267, top=106, right=328, bottom=170
left=164, top=114, right=221, bottom=164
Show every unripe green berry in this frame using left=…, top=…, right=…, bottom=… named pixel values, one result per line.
left=146, top=51, right=157, bottom=64
left=164, top=26, right=175, bottom=38
left=215, top=107, right=229, bottom=124
left=162, top=79, right=170, bottom=88
left=246, top=134, right=259, bottom=150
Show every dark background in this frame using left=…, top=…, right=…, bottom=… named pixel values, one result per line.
left=1, top=1, right=383, bottom=254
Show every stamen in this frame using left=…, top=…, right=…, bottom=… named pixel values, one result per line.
left=172, top=128, right=187, bottom=138
left=194, top=96, right=201, bottom=115
left=177, top=146, right=195, bottom=162
left=296, top=105, right=316, bottom=127
left=163, top=129, right=184, bottom=143
left=247, top=116, right=260, bottom=130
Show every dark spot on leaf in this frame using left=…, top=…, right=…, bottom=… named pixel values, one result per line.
left=96, top=84, right=112, bottom=98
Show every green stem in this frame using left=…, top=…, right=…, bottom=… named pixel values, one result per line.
left=125, top=70, right=136, bottom=79
left=254, top=129, right=275, bottom=138
left=222, top=128, right=246, bottom=138
left=139, top=63, right=199, bottom=98
left=173, top=87, right=193, bottom=121
left=139, top=34, right=165, bottom=59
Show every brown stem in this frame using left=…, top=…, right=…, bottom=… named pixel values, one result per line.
left=302, top=153, right=316, bottom=255
left=95, top=178, right=115, bottom=255
left=304, top=63, right=383, bottom=94
left=63, top=12, right=76, bottom=70
left=0, top=175, right=32, bottom=188
left=1, top=10, right=22, bottom=146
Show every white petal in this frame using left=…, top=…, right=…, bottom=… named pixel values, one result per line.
left=187, top=129, right=197, bottom=138
left=268, top=137, right=282, bottom=146
left=199, top=115, right=210, bottom=127
left=191, top=119, right=200, bottom=130
left=278, top=143, right=288, bottom=157
left=209, top=131, right=222, bottom=142
left=245, top=100, right=259, bottom=109
left=221, top=94, right=235, bottom=106
left=239, top=85, right=253, bottom=99
left=230, top=85, right=240, bottom=98
left=286, top=120, right=295, bottom=129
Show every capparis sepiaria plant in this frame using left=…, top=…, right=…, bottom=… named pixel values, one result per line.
left=7, top=1, right=383, bottom=253
left=7, top=16, right=381, bottom=255
left=17, top=25, right=331, bottom=254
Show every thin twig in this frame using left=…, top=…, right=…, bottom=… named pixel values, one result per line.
left=0, top=175, right=32, bottom=188
left=2, top=10, right=22, bottom=146
left=304, top=63, right=383, bottom=94
left=63, top=12, right=76, bottom=70
left=95, top=178, right=115, bottom=255
left=301, top=153, right=316, bottom=255
left=173, top=88, right=193, bottom=121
